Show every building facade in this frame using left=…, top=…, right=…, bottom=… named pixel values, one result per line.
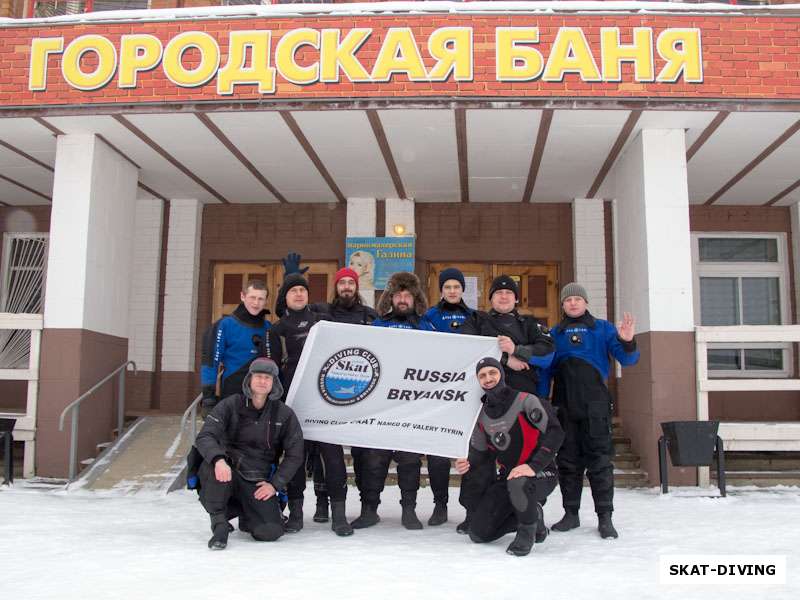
left=1, top=1, right=800, bottom=483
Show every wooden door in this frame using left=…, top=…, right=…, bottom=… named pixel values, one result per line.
left=213, top=261, right=339, bottom=324
left=427, top=262, right=560, bottom=327
left=427, top=263, right=493, bottom=311
left=212, top=262, right=275, bottom=323
left=493, top=264, right=559, bottom=327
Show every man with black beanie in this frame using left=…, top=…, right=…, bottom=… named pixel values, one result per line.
left=419, top=266, right=475, bottom=526
left=457, top=275, right=555, bottom=534
left=460, top=275, right=555, bottom=399
left=456, top=357, right=564, bottom=556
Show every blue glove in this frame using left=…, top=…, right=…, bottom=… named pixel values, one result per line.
left=282, top=252, right=309, bottom=276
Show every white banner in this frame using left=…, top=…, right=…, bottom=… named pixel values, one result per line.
left=285, top=321, right=501, bottom=458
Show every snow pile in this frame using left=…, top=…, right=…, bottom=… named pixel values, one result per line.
left=1, top=483, right=798, bottom=599
left=3, top=1, right=800, bottom=26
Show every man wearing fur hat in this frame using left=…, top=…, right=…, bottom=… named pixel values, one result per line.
left=311, top=267, right=378, bottom=524
left=268, top=274, right=353, bottom=537
left=538, top=283, right=638, bottom=540
left=456, top=357, right=564, bottom=556
left=194, top=358, right=304, bottom=550
left=352, top=271, right=434, bottom=531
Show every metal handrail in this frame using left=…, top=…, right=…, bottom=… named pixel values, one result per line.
left=180, top=393, right=204, bottom=444
left=59, top=360, right=137, bottom=480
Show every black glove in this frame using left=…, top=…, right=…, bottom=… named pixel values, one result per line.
left=282, top=252, right=309, bottom=276
left=201, top=385, right=218, bottom=418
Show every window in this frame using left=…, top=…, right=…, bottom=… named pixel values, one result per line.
left=692, top=233, right=791, bottom=377
left=0, top=233, right=48, bottom=369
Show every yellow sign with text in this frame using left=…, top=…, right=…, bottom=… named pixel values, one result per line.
left=29, top=26, right=703, bottom=93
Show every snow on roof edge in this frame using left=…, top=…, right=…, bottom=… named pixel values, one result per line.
left=2, top=1, right=800, bottom=27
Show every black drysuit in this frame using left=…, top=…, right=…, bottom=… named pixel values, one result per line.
left=460, top=383, right=564, bottom=544
left=194, top=393, right=304, bottom=541
left=268, top=305, right=349, bottom=502
left=459, top=309, right=555, bottom=395
left=315, top=298, right=379, bottom=495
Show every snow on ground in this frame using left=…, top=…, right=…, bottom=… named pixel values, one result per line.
left=1, top=484, right=798, bottom=600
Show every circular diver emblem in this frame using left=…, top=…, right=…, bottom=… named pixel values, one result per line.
left=318, top=347, right=381, bottom=406
left=492, top=431, right=511, bottom=451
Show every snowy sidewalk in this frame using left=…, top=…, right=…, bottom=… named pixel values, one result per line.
left=1, top=484, right=798, bottom=600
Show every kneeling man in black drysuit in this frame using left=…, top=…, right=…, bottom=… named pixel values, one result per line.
left=194, top=357, right=304, bottom=549
left=456, top=357, right=564, bottom=556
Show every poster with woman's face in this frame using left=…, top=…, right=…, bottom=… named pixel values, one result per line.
left=345, top=237, right=415, bottom=290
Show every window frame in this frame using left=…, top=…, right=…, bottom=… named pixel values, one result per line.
left=691, top=232, right=792, bottom=378
left=0, top=232, right=49, bottom=314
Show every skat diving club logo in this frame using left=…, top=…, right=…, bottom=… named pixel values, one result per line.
left=318, top=347, right=381, bottom=406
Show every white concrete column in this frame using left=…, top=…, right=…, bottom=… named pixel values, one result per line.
left=160, top=199, right=203, bottom=372
left=385, top=197, right=415, bottom=237
left=572, top=198, right=608, bottom=320
left=790, top=202, right=800, bottom=324
left=346, top=197, right=376, bottom=237
left=346, top=197, right=377, bottom=307
left=612, top=129, right=694, bottom=332
left=127, top=198, right=164, bottom=371
left=44, top=134, right=138, bottom=336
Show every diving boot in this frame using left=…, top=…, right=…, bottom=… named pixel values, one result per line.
left=598, top=512, right=619, bottom=539
left=456, top=511, right=472, bottom=535
left=506, top=523, right=536, bottom=557
left=534, top=504, right=549, bottom=543
left=552, top=509, right=580, bottom=532
left=350, top=503, right=380, bottom=529
left=330, top=501, right=354, bottom=537
left=208, top=515, right=230, bottom=550
left=401, top=504, right=423, bottom=530
left=284, top=499, right=304, bottom=533
left=313, top=495, right=329, bottom=523
left=427, top=503, right=448, bottom=526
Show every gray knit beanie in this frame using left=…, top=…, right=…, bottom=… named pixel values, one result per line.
left=560, top=282, right=589, bottom=304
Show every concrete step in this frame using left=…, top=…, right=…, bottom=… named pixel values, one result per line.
left=713, top=451, right=800, bottom=472
left=712, top=470, right=800, bottom=487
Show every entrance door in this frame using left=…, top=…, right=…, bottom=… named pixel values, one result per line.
left=212, top=261, right=339, bottom=323
left=427, top=263, right=560, bottom=327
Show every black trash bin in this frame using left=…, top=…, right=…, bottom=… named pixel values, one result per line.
left=0, top=418, right=16, bottom=486
left=658, top=420, right=726, bottom=496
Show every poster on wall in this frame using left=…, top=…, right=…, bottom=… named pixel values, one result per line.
left=345, top=237, right=415, bottom=290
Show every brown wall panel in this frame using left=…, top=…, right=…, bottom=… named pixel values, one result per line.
left=36, top=328, right=128, bottom=478
left=618, top=331, right=697, bottom=486
left=415, top=203, right=574, bottom=284
left=126, top=371, right=154, bottom=414
left=189, top=203, right=347, bottom=408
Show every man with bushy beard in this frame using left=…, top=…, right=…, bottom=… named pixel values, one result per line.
left=269, top=274, right=353, bottom=537
left=352, top=272, right=435, bottom=531
left=456, top=357, right=564, bottom=556
left=310, top=267, right=377, bottom=524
